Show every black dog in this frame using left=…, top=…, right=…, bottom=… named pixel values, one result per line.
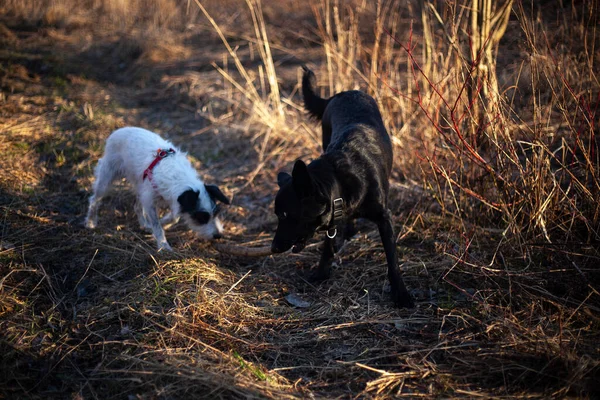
left=271, top=67, right=414, bottom=308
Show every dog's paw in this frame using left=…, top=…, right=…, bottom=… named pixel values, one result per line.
left=84, top=218, right=97, bottom=229
left=138, top=224, right=152, bottom=232
left=308, top=265, right=331, bottom=283
left=157, top=242, right=173, bottom=252
left=392, top=289, right=415, bottom=309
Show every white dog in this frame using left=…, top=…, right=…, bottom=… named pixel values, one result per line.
left=85, top=127, right=229, bottom=251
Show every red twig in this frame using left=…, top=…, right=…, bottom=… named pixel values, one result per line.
left=382, top=25, right=513, bottom=196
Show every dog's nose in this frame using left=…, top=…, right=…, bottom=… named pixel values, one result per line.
left=213, top=233, right=223, bottom=240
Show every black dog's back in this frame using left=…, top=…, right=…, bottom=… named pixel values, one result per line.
left=302, top=68, right=392, bottom=175
left=302, top=67, right=385, bottom=129
left=302, top=68, right=392, bottom=160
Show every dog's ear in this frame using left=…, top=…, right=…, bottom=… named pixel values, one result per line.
left=277, top=172, right=292, bottom=188
left=292, top=160, right=313, bottom=198
left=205, top=184, right=230, bottom=205
left=177, top=189, right=200, bottom=213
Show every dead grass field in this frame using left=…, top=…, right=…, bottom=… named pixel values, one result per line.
left=1, top=0, right=599, bottom=398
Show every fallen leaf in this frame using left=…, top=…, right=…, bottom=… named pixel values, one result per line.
left=285, top=293, right=311, bottom=308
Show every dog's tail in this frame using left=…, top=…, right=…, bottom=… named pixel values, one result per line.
left=302, top=66, right=329, bottom=120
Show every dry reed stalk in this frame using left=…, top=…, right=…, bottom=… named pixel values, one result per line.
left=244, top=0, right=284, bottom=120
left=467, top=0, right=513, bottom=142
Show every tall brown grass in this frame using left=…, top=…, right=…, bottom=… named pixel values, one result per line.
left=2, top=0, right=199, bottom=29
left=290, top=0, right=599, bottom=251
left=190, top=0, right=599, bottom=253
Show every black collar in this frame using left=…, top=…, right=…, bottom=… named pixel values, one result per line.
left=319, top=197, right=344, bottom=239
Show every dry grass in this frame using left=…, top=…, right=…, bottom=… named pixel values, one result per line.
left=1, top=0, right=599, bottom=398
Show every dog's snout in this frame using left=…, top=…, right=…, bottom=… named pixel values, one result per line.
left=213, top=232, right=223, bottom=240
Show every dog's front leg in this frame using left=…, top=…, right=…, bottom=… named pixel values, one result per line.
left=160, top=211, right=180, bottom=230
left=343, top=220, right=357, bottom=240
left=377, top=210, right=414, bottom=308
left=139, top=191, right=172, bottom=251
left=311, top=236, right=335, bottom=282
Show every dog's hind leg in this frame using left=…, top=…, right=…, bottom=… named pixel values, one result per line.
left=138, top=189, right=172, bottom=251
left=134, top=200, right=152, bottom=231
left=376, top=209, right=414, bottom=308
left=85, top=156, right=119, bottom=229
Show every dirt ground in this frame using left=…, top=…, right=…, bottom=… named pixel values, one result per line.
left=1, top=2, right=599, bottom=399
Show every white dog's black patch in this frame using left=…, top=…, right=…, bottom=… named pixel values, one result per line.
left=177, top=188, right=227, bottom=227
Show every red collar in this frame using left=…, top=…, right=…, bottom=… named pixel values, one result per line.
left=143, top=148, right=176, bottom=182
